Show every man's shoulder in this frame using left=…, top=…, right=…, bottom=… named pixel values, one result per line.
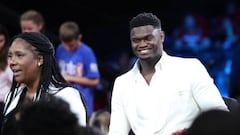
left=163, top=54, right=205, bottom=73
left=166, top=54, right=201, bottom=65
left=115, top=68, right=135, bottom=81
left=167, top=53, right=198, bottom=61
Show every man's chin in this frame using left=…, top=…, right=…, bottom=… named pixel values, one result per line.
left=139, top=56, right=151, bottom=61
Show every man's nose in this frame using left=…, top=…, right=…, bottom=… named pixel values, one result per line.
left=139, top=39, right=147, bottom=47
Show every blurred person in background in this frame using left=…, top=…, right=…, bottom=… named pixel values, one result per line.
left=0, top=24, right=13, bottom=131
left=56, top=21, right=100, bottom=116
left=20, top=9, right=60, bottom=47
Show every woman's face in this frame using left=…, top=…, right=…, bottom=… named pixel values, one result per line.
left=8, top=38, right=42, bottom=85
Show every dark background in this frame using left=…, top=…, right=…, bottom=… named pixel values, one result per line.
left=0, top=0, right=237, bottom=61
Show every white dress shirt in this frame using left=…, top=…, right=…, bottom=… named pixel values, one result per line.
left=108, top=51, right=228, bottom=135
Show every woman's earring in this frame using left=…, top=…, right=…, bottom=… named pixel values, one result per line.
left=38, top=62, right=41, bottom=66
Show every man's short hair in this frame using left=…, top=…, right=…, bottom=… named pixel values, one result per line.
left=129, top=12, right=161, bottom=30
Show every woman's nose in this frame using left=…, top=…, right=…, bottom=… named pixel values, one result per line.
left=8, top=56, right=16, bottom=66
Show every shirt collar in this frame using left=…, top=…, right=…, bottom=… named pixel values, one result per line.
left=132, top=51, right=169, bottom=73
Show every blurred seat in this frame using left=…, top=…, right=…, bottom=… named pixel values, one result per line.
left=222, top=96, right=240, bottom=113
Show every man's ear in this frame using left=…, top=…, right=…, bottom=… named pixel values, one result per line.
left=160, top=31, right=165, bottom=42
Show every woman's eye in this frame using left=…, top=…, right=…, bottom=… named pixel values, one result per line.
left=17, top=53, right=25, bottom=57
left=8, top=54, right=12, bottom=59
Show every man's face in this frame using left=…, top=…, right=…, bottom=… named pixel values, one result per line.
left=130, top=25, right=164, bottom=60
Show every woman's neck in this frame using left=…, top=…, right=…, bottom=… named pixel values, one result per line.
left=25, top=77, right=41, bottom=98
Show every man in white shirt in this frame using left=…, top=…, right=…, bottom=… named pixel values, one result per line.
left=108, top=12, right=229, bottom=135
